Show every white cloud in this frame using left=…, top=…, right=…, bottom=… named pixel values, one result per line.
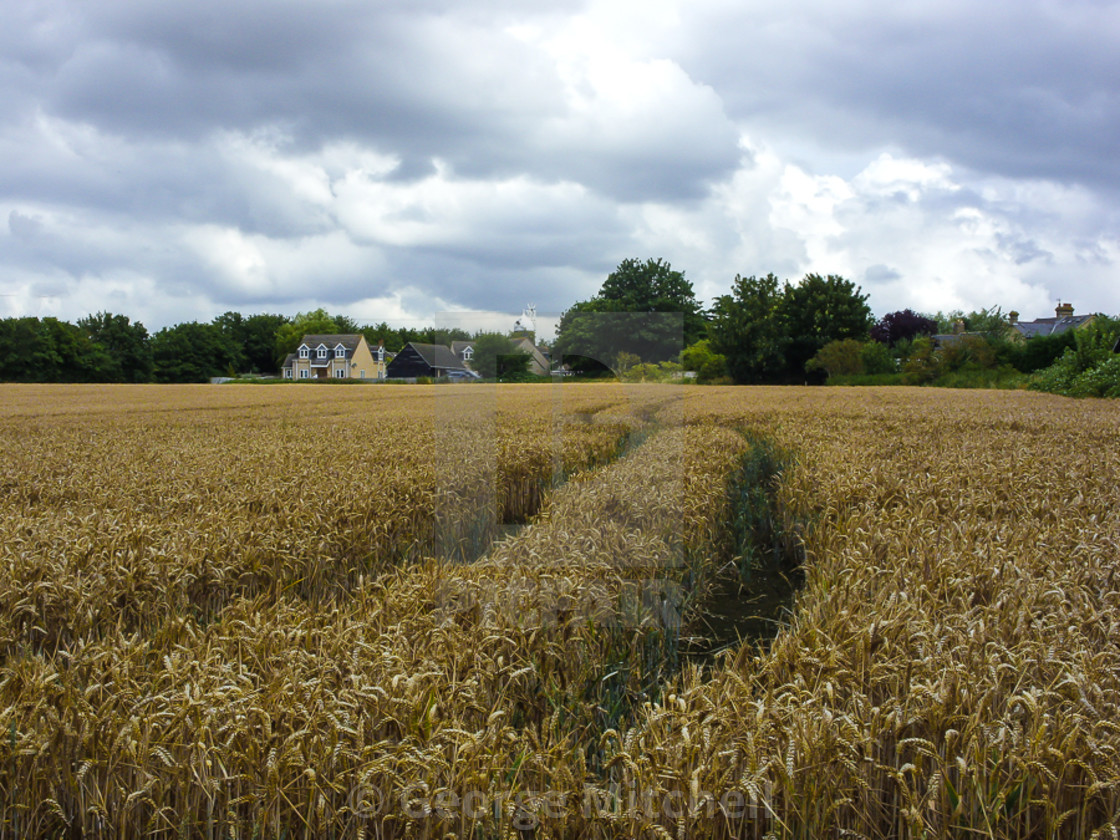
left=2, top=0, right=1119, bottom=333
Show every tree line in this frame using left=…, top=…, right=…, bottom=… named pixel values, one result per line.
left=4, top=258, right=1116, bottom=390
left=0, top=309, right=476, bottom=384
left=552, top=258, right=876, bottom=383
left=551, top=257, right=1119, bottom=394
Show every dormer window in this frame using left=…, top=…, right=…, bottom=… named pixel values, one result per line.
left=334, top=345, right=346, bottom=358
left=462, top=346, right=474, bottom=361
left=316, top=345, right=328, bottom=359
left=298, top=345, right=309, bottom=359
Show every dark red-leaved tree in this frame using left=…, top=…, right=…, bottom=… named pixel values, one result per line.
left=871, top=309, right=937, bottom=346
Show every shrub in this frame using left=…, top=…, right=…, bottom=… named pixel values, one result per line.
left=680, top=339, right=729, bottom=383
left=806, top=339, right=866, bottom=378
left=860, top=340, right=896, bottom=375
left=901, top=337, right=939, bottom=385
left=939, top=334, right=997, bottom=372
left=1068, top=355, right=1120, bottom=398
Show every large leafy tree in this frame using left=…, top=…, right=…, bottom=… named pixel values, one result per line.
left=242, top=313, right=289, bottom=373
left=554, top=258, right=702, bottom=369
left=778, top=274, right=873, bottom=378
left=78, top=311, right=154, bottom=382
left=870, top=309, right=937, bottom=346
left=708, top=274, right=788, bottom=383
left=362, top=322, right=407, bottom=354
left=213, top=311, right=288, bottom=373
left=0, top=317, right=117, bottom=382
left=152, top=322, right=241, bottom=383
left=598, top=257, right=706, bottom=345
left=708, top=272, right=872, bottom=382
left=274, top=309, right=345, bottom=365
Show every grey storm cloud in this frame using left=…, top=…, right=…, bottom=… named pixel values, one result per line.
left=12, top=0, right=736, bottom=201
left=675, top=1, right=1120, bottom=190
left=1, top=0, right=1118, bottom=328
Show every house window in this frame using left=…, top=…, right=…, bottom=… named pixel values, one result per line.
left=360, top=370, right=365, bottom=379
left=298, top=346, right=309, bottom=359
left=335, top=346, right=346, bottom=358
left=299, top=369, right=309, bottom=379
left=462, top=346, right=474, bottom=361
left=317, top=346, right=328, bottom=359
left=334, top=368, right=346, bottom=378
left=284, top=369, right=293, bottom=379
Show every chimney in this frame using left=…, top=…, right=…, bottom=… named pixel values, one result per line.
left=1055, top=302, right=1074, bottom=319
left=1008, top=311, right=1019, bottom=325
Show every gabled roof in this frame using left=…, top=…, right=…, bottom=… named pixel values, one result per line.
left=1012, top=314, right=1094, bottom=339
left=931, top=333, right=969, bottom=347
left=298, top=334, right=365, bottom=351
left=285, top=334, right=367, bottom=369
left=406, top=342, right=465, bottom=370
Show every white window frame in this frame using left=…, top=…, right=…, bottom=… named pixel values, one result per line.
left=316, top=345, right=328, bottom=359
left=462, top=346, right=474, bottom=361
left=299, top=369, right=309, bottom=379
left=359, top=370, right=365, bottom=379
left=334, top=345, right=346, bottom=358
left=298, top=346, right=309, bottom=359
left=284, top=369, right=293, bottom=379
left=334, top=368, right=346, bottom=378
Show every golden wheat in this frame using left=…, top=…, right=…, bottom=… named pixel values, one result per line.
left=2, top=383, right=1118, bottom=839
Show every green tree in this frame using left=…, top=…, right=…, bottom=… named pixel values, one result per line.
left=431, top=326, right=472, bottom=346
left=860, top=340, right=897, bottom=375
left=361, top=322, right=407, bottom=354
left=1008, top=331, right=1076, bottom=373
left=497, top=351, right=533, bottom=381
left=212, top=311, right=250, bottom=372
left=597, top=257, right=706, bottom=347
left=553, top=258, right=701, bottom=369
left=934, top=306, right=1008, bottom=336
left=0, top=318, right=40, bottom=380
left=901, top=337, right=939, bottom=385
left=551, top=300, right=614, bottom=374
left=680, top=339, right=728, bottom=383
left=779, top=274, right=873, bottom=379
left=242, top=313, right=289, bottom=373
left=152, top=322, right=241, bottom=383
left=806, top=339, right=867, bottom=378
left=214, top=312, right=289, bottom=374
left=469, top=332, right=530, bottom=379
left=0, top=317, right=117, bottom=382
left=274, top=309, right=342, bottom=365
left=939, top=334, right=998, bottom=372
left=708, top=274, right=787, bottom=384
left=1069, top=315, right=1120, bottom=372
left=613, top=351, right=641, bottom=377
left=78, top=311, right=154, bottom=382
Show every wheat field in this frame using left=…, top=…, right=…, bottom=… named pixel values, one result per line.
left=1, top=383, right=1118, bottom=838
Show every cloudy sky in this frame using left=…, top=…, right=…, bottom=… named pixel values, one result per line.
left=2, top=0, right=1118, bottom=333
